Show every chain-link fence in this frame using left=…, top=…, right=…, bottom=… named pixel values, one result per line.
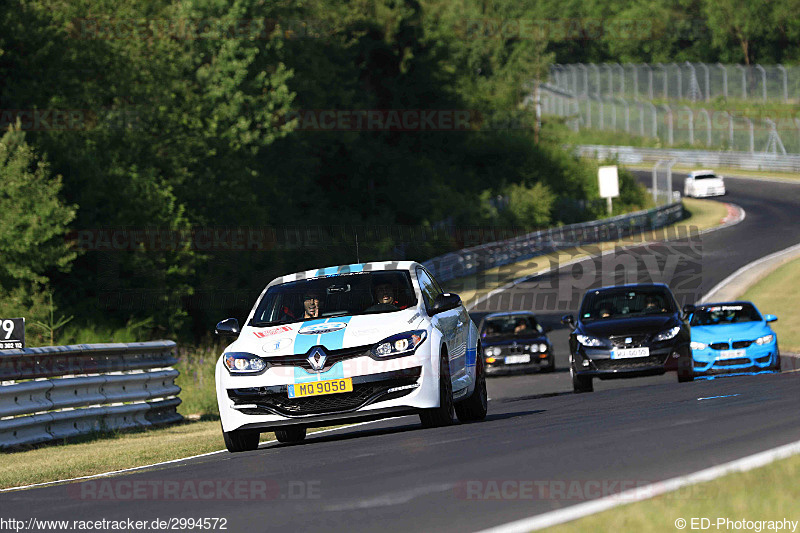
left=550, top=63, right=800, bottom=103
left=539, top=85, right=800, bottom=154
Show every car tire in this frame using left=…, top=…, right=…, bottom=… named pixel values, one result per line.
left=222, top=426, right=260, bottom=453
left=542, top=354, right=556, bottom=373
left=420, top=352, right=455, bottom=428
left=456, top=348, right=488, bottom=422
left=571, top=362, right=593, bottom=393
left=770, top=347, right=782, bottom=373
left=677, top=348, right=694, bottom=382
left=275, top=426, right=307, bottom=443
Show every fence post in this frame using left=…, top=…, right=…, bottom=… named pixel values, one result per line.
left=590, top=63, right=601, bottom=97
left=657, top=63, right=667, bottom=98
left=646, top=63, right=654, bottom=100
left=755, top=64, right=767, bottom=101
left=736, top=65, right=747, bottom=99
left=777, top=65, right=788, bottom=103
left=661, top=104, right=674, bottom=145
left=647, top=102, right=657, bottom=137
left=638, top=102, right=645, bottom=136
left=717, top=63, right=727, bottom=99
left=578, top=63, right=589, bottom=97
left=672, top=63, right=682, bottom=100
left=699, top=63, right=710, bottom=102
left=681, top=105, right=694, bottom=145
left=615, top=63, right=624, bottom=96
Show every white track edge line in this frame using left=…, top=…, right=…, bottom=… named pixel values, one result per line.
left=476, top=438, right=800, bottom=533
left=0, top=419, right=394, bottom=493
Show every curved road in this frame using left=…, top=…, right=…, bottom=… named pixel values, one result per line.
left=2, top=173, right=799, bottom=532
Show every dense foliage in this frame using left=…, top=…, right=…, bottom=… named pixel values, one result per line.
left=0, top=0, right=668, bottom=342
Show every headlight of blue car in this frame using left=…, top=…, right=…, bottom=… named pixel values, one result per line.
left=690, top=341, right=707, bottom=350
left=755, top=334, right=774, bottom=345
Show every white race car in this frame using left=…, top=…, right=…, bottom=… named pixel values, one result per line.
left=683, top=170, right=726, bottom=198
left=215, top=261, right=487, bottom=452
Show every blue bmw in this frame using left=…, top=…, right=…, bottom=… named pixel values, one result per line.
left=689, top=301, right=781, bottom=376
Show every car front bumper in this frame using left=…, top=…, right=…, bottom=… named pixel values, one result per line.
left=485, top=353, right=552, bottom=375
left=692, top=342, right=778, bottom=375
left=572, top=344, right=685, bottom=380
left=216, top=354, right=439, bottom=432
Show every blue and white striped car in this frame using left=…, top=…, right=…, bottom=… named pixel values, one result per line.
left=689, top=301, right=781, bottom=377
left=215, top=261, right=486, bottom=452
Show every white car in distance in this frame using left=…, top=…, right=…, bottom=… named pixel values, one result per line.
left=683, top=170, right=726, bottom=198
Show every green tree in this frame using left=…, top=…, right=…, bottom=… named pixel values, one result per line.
left=0, top=125, right=76, bottom=333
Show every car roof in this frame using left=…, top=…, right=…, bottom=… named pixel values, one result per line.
left=267, top=261, right=422, bottom=287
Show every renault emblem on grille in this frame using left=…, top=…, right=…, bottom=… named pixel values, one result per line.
left=307, top=347, right=327, bottom=371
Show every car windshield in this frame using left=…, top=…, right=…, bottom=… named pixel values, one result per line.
left=691, top=304, right=761, bottom=326
left=250, top=271, right=417, bottom=326
left=579, top=287, right=676, bottom=320
left=481, top=315, right=540, bottom=337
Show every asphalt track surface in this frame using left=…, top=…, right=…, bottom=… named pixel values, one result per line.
left=2, top=173, right=799, bottom=532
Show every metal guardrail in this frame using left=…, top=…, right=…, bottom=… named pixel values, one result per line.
left=575, top=145, right=800, bottom=172
left=423, top=202, right=684, bottom=284
left=0, top=341, right=181, bottom=449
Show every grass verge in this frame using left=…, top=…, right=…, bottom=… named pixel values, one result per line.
left=446, top=197, right=728, bottom=307
left=0, top=421, right=339, bottom=490
left=545, top=450, right=800, bottom=532
left=740, top=256, right=800, bottom=353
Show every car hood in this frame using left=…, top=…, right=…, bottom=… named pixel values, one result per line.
left=580, top=315, right=678, bottom=337
left=225, top=308, right=426, bottom=358
left=691, top=322, right=769, bottom=341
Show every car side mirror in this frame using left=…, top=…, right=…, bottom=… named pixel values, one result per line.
left=432, top=293, right=461, bottom=314
left=215, top=318, right=240, bottom=337
left=764, top=314, right=778, bottom=323
left=682, top=304, right=696, bottom=319
left=561, top=314, right=575, bottom=327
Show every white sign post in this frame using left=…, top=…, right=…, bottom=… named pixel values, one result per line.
left=598, top=165, right=619, bottom=215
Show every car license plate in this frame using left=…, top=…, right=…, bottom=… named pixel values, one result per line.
left=288, top=378, right=353, bottom=398
left=611, top=347, right=650, bottom=359
left=505, top=354, right=531, bottom=364
left=718, top=349, right=746, bottom=359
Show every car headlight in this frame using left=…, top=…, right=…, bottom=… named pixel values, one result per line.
left=690, top=341, right=707, bottom=350
left=223, top=352, right=267, bottom=374
left=484, top=346, right=502, bottom=357
left=538, top=343, right=547, bottom=352
left=372, top=330, right=427, bottom=358
left=654, top=326, right=681, bottom=342
left=755, top=334, right=774, bottom=345
left=577, top=335, right=606, bottom=347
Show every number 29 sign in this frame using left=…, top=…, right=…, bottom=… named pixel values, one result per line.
left=0, top=318, right=25, bottom=350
